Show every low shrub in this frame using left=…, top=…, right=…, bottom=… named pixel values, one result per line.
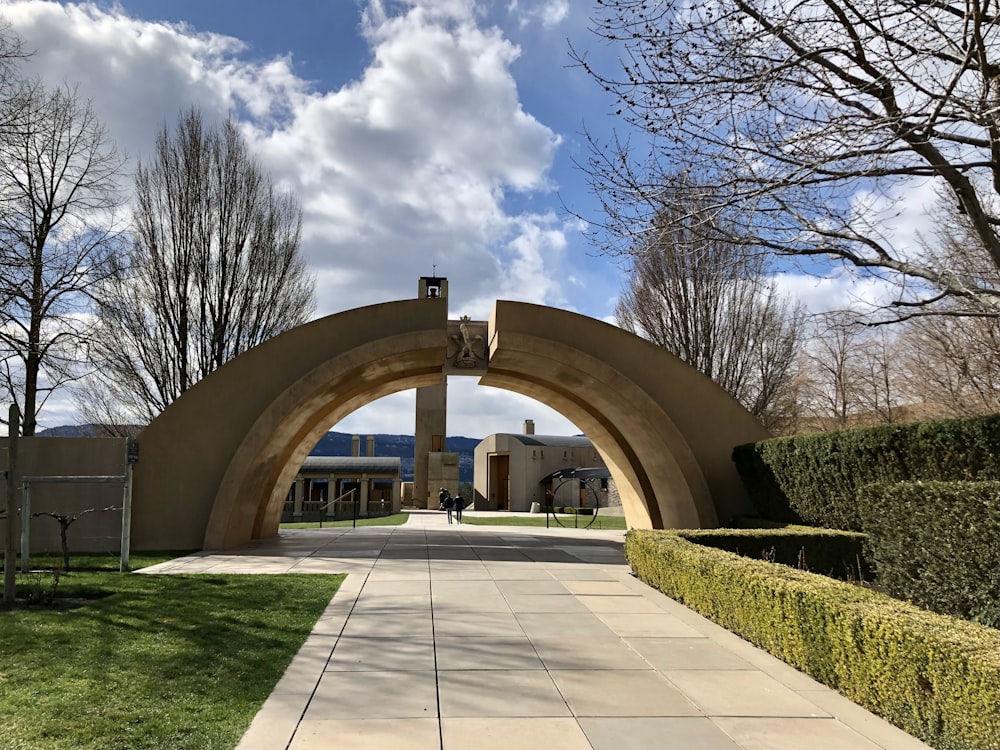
left=859, top=480, right=1000, bottom=626
left=626, top=530, right=1000, bottom=750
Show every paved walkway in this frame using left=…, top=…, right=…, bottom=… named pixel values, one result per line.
left=142, top=511, right=930, bottom=750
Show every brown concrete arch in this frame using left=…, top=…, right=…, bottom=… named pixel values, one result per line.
left=481, top=302, right=769, bottom=529
left=130, top=297, right=769, bottom=551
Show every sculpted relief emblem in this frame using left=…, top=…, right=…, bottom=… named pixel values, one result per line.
left=447, top=316, right=488, bottom=372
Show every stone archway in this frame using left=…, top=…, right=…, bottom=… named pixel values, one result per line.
left=129, top=297, right=769, bottom=551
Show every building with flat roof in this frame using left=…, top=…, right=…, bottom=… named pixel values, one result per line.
left=473, top=419, right=618, bottom=512
left=284, top=437, right=401, bottom=522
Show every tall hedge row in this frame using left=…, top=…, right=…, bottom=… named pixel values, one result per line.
left=858, top=481, right=1000, bottom=626
left=732, top=413, right=1000, bottom=530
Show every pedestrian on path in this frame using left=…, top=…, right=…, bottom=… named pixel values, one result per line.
left=443, top=491, right=455, bottom=523
left=454, top=494, right=466, bottom=523
left=438, top=487, right=449, bottom=511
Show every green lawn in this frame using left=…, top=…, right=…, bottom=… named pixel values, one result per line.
left=0, top=554, right=343, bottom=750
left=280, top=512, right=410, bottom=529
left=460, top=514, right=628, bottom=530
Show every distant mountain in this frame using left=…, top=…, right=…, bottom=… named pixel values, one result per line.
left=309, top=432, right=478, bottom=483
left=37, top=424, right=102, bottom=437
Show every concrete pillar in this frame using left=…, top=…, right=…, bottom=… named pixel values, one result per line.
left=414, top=381, right=447, bottom=509
left=391, top=479, right=401, bottom=513
left=360, top=477, right=370, bottom=515
left=293, top=478, right=304, bottom=517
left=351, top=435, right=361, bottom=457
left=366, top=435, right=375, bottom=457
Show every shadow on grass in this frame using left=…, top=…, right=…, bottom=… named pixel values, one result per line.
left=1, top=556, right=343, bottom=750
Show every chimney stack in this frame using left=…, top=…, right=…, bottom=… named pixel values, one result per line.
left=523, top=419, right=535, bottom=435
left=366, top=435, right=375, bottom=457
left=351, top=435, right=361, bottom=457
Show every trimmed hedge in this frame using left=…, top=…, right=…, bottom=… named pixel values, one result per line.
left=858, top=481, right=1000, bottom=626
left=676, top=526, right=868, bottom=580
left=626, top=530, right=1000, bottom=750
left=732, top=413, right=1000, bottom=530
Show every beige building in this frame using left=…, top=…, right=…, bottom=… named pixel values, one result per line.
left=284, top=435, right=401, bottom=521
left=474, top=420, right=615, bottom=512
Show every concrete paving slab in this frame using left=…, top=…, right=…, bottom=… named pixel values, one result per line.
left=514, top=612, right=617, bottom=639
left=290, top=718, right=441, bottom=750
left=579, top=717, right=743, bottom=750
left=596, top=612, right=704, bottom=638
left=441, top=718, right=592, bottom=750
left=550, top=669, right=702, bottom=717
left=438, top=670, right=571, bottom=717
left=623, top=636, right=755, bottom=671
left=270, top=638, right=336, bottom=693
left=304, top=670, right=438, bottom=720
left=495, top=579, right=570, bottom=595
left=435, top=636, right=545, bottom=671
left=530, top=635, right=653, bottom=670
left=340, top=611, right=434, bottom=639
left=360, top=580, right=430, bottom=596
left=504, top=594, right=590, bottom=613
left=714, top=717, right=884, bottom=750
left=561, top=580, right=637, bottom=596
left=485, top=565, right=558, bottom=580
left=326, top=636, right=436, bottom=671
left=235, top=692, right=313, bottom=750
left=578, top=594, right=669, bottom=614
left=798, top=687, right=938, bottom=750
left=545, top=567, right=618, bottom=581
left=433, top=610, right=524, bottom=637
left=665, top=670, right=831, bottom=717
left=352, top=593, right=431, bottom=613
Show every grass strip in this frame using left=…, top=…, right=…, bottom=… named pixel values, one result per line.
left=280, top=512, right=410, bottom=528
left=1, top=554, right=343, bottom=750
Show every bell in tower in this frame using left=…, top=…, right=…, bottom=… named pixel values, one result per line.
left=418, top=273, right=448, bottom=299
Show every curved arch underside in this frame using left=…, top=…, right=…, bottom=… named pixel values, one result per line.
left=130, top=298, right=769, bottom=551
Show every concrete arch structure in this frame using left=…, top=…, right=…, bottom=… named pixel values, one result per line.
left=130, top=298, right=769, bottom=551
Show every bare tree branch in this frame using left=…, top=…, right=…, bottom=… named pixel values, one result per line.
left=574, top=0, right=1000, bottom=319
left=79, top=108, right=315, bottom=428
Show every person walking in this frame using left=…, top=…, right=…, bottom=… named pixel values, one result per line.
left=443, top=491, right=455, bottom=524
left=454, top=493, right=466, bottom=523
left=438, top=487, right=449, bottom=511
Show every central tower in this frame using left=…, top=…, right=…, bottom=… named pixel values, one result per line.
left=413, top=275, right=454, bottom=508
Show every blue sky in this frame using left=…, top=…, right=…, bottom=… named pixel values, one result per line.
left=3, top=0, right=882, bottom=437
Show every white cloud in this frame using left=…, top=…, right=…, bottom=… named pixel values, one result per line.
left=507, top=0, right=569, bottom=29
left=4, top=0, right=580, bottom=436
left=773, top=268, right=899, bottom=317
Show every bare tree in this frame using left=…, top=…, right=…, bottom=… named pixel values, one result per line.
left=895, top=314, right=1000, bottom=417
left=574, top=0, right=1000, bottom=319
left=0, top=84, right=126, bottom=435
left=615, top=190, right=804, bottom=432
left=82, top=108, right=315, bottom=425
left=794, top=313, right=906, bottom=430
left=799, top=316, right=859, bottom=431
left=853, top=330, right=902, bottom=424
